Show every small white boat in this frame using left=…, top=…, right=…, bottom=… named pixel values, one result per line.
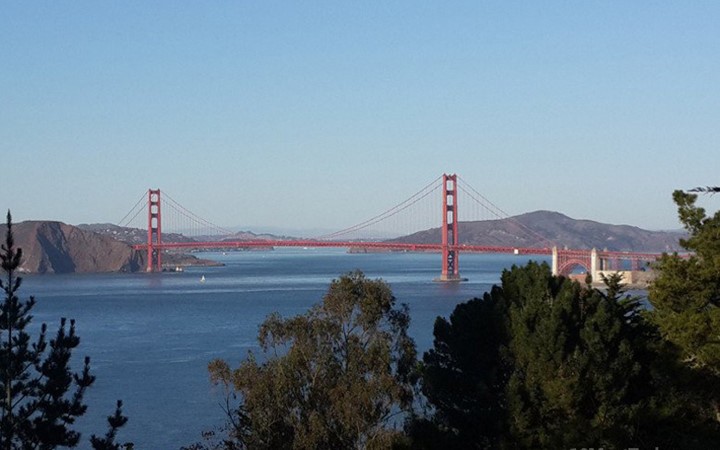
left=200, top=275, right=206, bottom=283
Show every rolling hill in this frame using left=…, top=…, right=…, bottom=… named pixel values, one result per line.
left=392, top=210, right=684, bottom=252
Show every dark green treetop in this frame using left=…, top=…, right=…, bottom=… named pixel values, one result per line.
left=648, top=190, right=720, bottom=433
left=416, top=262, right=704, bottom=449
left=649, top=190, right=720, bottom=373
left=416, top=284, right=510, bottom=449
left=505, top=267, right=660, bottom=448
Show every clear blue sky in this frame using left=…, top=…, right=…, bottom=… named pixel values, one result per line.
left=1, top=1, right=718, bottom=232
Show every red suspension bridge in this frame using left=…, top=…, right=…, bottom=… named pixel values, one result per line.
left=120, top=174, right=663, bottom=281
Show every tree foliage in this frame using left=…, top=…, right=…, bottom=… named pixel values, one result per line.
left=418, top=285, right=509, bottom=448
left=416, top=262, right=711, bottom=449
left=89, top=401, right=130, bottom=450
left=649, top=190, right=720, bottom=373
left=648, top=190, right=720, bottom=430
left=0, top=212, right=128, bottom=449
left=203, top=271, right=417, bottom=450
left=689, top=186, right=720, bottom=194
left=504, top=268, right=661, bottom=448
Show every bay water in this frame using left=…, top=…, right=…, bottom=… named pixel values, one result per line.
left=21, top=248, right=549, bottom=449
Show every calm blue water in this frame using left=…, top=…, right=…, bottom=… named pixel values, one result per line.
left=20, top=248, right=549, bottom=449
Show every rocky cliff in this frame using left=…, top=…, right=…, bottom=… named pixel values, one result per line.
left=1, top=221, right=145, bottom=274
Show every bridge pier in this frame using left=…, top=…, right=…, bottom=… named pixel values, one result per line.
left=590, top=248, right=599, bottom=282
left=146, top=189, right=162, bottom=272
left=435, top=174, right=467, bottom=282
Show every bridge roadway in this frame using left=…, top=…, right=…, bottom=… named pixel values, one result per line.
left=134, top=239, right=550, bottom=254
left=132, top=240, right=663, bottom=261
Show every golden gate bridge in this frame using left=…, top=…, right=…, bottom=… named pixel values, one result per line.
left=118, top=174, right=663, bottom=281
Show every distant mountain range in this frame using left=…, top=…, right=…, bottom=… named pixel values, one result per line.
left=392, top=210, right=685, bottom=253
left=76, top=223, right=282, bottom=246
left=1, top=211, right=686, bottom=273
left=77, top=223, right=196, bottom=245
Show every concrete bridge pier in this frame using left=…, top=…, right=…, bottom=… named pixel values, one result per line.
left=590, top=248, right=599, bottom=282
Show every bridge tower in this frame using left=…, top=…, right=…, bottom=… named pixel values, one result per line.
left=437, top=174, right=465, bottom=282
left=146, top=189, right=162, bottom=272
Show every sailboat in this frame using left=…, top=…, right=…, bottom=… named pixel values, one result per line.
left=200, top=275, right=206, bottom=283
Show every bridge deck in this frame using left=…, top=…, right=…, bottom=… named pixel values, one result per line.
left=132, top=240, right=665, bottom=261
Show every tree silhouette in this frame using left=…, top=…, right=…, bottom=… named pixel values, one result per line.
left=415, top=262, right=718, bottom=448
left=688, top=186, right=720, bottom=194
left=649, top=190, right=720, bottom=433
left=0, top=211, right=128, bottom=449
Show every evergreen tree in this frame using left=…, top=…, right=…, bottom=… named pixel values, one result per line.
left=649, top=190, right=720, bottom=374
left=0, top=212, right=128, bottom=449
left=649, top=189, right=720, bottom=426
left=89, top=401, right=130, bottom=450
left=689, top=186, right=720, bottom=194
left=504, top=267, right=663, bottom=448
left=200, top=271, right=417, bottom=450
left=416, top=285, right=510, bottom=449
left=416, top=262, right=703, bottom=449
